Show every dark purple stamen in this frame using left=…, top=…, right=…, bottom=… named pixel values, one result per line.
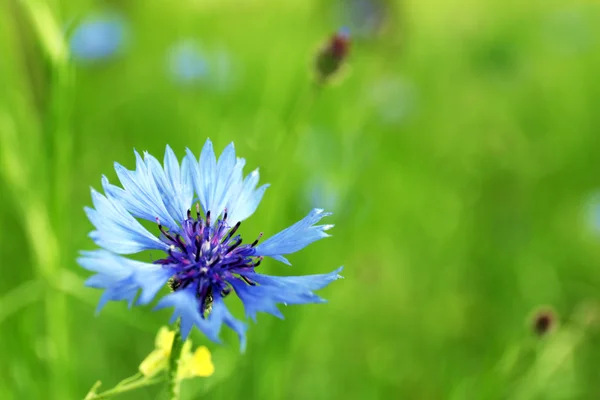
left=155, top=206, right=261, bottom=318
left=222, top=221, right=241, bottom=244
left=175, top=234, right=186, bottom=252
left=251, top=232, right=263, bottom=247
left=207, top=255, right=222, bottom=268
left=240, top=275, right=257, bottom=286
left=226, top=236, right=243, bottom=253
left=157, top=218, right=176, bottom=243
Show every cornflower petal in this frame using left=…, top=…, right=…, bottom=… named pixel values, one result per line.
left=155, top=285, right=248, bottom=351
left=254, top=208, right=334, bottom=264
left=142, top=147, right=194, bottom=223
left=188, top=139, right=263, bottom=222
left=112, top=151, right=180, bottom=231
left=85, top=188, right=169, bottom=254
left=211, top=142, right=238, bottom=217
left=79, top=250, right=172, bottom=312
left=196, top=139, right=216, bottom=210
left=208, top=296, right=248, bottom=352
left=226, top=169, right=270, bottom=223
left=164, top=145, right=195, bottom=220
left=229, top=267, right=343, bottom=322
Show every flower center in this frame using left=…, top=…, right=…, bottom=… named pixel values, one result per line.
left=155, top=205, right=262, bottom=316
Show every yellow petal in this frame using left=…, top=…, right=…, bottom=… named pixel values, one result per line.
left=181, top=338, right=192, bottom=357
left=139, top=349, right=168, bottom=377
left=177, top=345, right=215, bottom=380
left=156, top=326, right=175, bottom=352
left=190, top=346, right=215, bottom=377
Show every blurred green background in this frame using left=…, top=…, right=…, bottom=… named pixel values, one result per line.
left=2, top=0, right=600, bottom=399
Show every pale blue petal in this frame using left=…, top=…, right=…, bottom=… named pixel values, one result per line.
left=253, top=208, right=334, bottom=264
left=209, top=143, right=241, bottom=218
left=228, top=267, right=342, bottom=322
left=226, top=168, right=270, bottom=223
left=245, top=266, right=344, bottom=292
left=209, top=296, right=248, bottom=352
left=143, top=152, right=181, bottom=222
left=189, top=140, right=248, bottom=221
left=212, top=143, right=236, bottom=207
left=185, top=147, right=203, bottom=208
left=112, top=150, right=179, bottom=231
left=78, top=250, right=173, bottom=312
left=228, top=278, right=284, bottom=321
left=163, top=145, right=195, bottom=220
left=85, top=188, right=169, bottom=254
left=180, top=154, right=194, bottom=208
left=164, top=145, right=181, bottom=192
left=154, top=286, right=247, bottom=349
left=101, top=176, right=148, bottom=222
left=154, top=286, right=221, bottom=343
left=197, top=139, right=217, bottom=213
left=213, top=156, right=245, bottom=220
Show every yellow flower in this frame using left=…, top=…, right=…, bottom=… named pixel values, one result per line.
left=177, top=346, right=215, bottom=380
left=139, top=326, right=176, bottom=377
left=139, top=326, right=214, bottom=380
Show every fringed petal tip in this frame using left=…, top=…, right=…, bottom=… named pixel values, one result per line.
left=253, top=208, right=334, bottom=262
left=230, top=266, right=342, bottom=325
left=78, top=250, right=172, bottom=316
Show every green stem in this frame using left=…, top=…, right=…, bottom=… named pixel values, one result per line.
left=85, top=376, right=164, bottom=400
left=167, top=320, right=184, bottom=400
left=115, top=372, right=143, bottom=387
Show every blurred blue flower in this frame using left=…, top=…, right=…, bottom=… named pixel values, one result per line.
left=168, top=40, right=208, bottom=84
left=167, top=40, right=235, bottom=90
left=79, top=140, right=342, bottom=351
left=69, top=13, right=127, bottom=63
left=341, top=0, right=388, bottom=38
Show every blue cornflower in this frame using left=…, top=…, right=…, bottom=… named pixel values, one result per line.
left=79, top=140, right=342, bottom=351
left=69, top=12, right=127, bottom=63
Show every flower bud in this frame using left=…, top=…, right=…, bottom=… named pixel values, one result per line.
left=314, top=27, right=351, bottom=84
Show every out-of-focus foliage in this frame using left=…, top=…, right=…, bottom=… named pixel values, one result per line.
left=2, top=0, right=600, bottom=399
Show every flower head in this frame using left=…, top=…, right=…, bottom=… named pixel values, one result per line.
left=68, top=12, right=127, bottom=63
left=79, top=140, right=342, bottom=351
